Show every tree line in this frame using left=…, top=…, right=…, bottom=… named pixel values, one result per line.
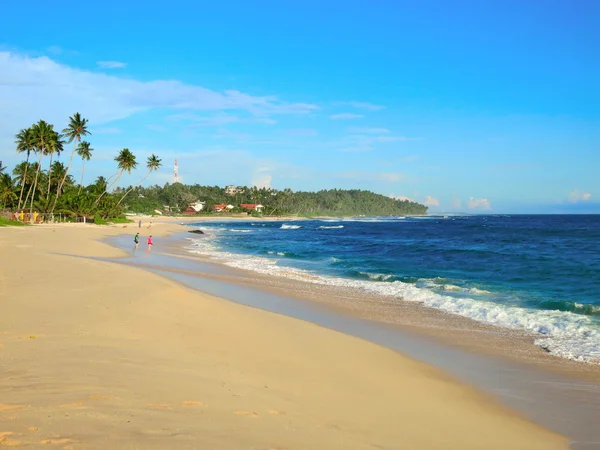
left=1, top=114, right=161, bottom=220
left=120, top=184, right=428, bottom=216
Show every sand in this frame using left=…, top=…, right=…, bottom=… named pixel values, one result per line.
left=0, top=220, right=569, bottom=449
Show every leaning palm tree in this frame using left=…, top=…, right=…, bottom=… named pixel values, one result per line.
left=45, top=130, right=64, bottom=198
left=76, top=141, right=93, bottom=194
left=15, top=127, right=35, bottom=210
left=95, top=148, right=137, bottom=204
left=29, top=120, right=57, bottom=217
left=59, top=114, right=90, bottom=194
left=117, top=154, right=161, bottom=206
left=50, top=113, right=89, bottom=213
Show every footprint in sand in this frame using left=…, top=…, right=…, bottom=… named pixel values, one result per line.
left=28, top=427, right=38, bottom=432
left=267, top=410, right=286, bottom=415
left=181, top=401, right=204, bottom=407
left=0, top=404, right=26, bottom=411
left=40, top=437, right=74, bottom=445
left=234, top=411, right=259, bottom=418
left=0, top=432, right=24, bottom=447
left=58, top=402, right=84, bottom=408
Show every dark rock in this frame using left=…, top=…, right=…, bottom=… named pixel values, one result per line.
left=188, top=229, right=204, bottom=234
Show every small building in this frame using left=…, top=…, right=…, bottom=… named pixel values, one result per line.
left=213, top=203, right=227, bottom=212
left=226, top=204, right=235, bottom=210
left=188, top=201, right=206, bottom=212
left=240, top=204, right=264, bottom=212
left=225, top=185, right=238, bottom=196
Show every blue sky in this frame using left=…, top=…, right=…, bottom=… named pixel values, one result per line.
left=0, top=0, right=598, bottom=213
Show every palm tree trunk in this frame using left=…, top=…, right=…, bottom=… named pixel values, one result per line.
left=46, top=152, right=54, bottom=198
left=55, top=141, right=77, bottom=208
left=95, top=170, right=122, bottom=205
left=16, top=155, right=30, bottom=210
left=30, top=153, right=44, bottom=219
left=117, top=171, right=150, bottom=206
left=78, top=162, right=85, bottom=195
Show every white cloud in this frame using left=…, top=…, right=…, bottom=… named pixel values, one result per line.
left=252, top=172, right=272, bottom=189
left=424, top=195, right=440, bottom=206
left=0, top=51, right=317, bottom=146
left=568, top=190, right=592, bottom=203
left=330, top=113, right=364, bottom=120
left=340, top=101, right=384, bottom=111
left=467, top=197, right=492, bottom=210
left=97, top=60, right=127, bottom=69
left=348, top=127, right=390, bottom=134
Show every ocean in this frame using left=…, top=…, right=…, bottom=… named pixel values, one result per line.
left=185, top=215, right=600, bottom=364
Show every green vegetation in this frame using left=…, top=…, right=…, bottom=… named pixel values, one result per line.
left=0, top=217, right=28, bottom=227
left=3, top=113, right=162, bottom=223
left=121, top=185, right=427, bottom=216
left=2, top=113, right=426, bottom=222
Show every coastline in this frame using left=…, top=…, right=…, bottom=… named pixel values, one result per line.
left=0, top=219, right=581, bottom=448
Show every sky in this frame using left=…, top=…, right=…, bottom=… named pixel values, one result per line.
left=0, top=0, right=598, bottom=213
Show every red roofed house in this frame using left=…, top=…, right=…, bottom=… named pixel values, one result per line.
left=213, top=203, right=227, bottom=212
left=240, top=204, right=264, bottom=212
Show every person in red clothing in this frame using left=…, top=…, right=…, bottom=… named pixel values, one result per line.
left=147, top=235, right=153, bottom=250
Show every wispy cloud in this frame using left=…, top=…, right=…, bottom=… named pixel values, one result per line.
left=338, top=101, right=384, bottom=111
left=283, top=129, right=318, bottom=136
left=92, top=127, right=123, bottom=134
left=172, top=114, right=277, bottom=127
left=0, top=51, right=317, bottom=137
left=424, top=195, right=440, bottom=206
left=468, top=197, right=492, bottom=210
left=347, top=127, right=390, bottom=134
left=330, top=113, right=364, bottom=120
left=568, top=190, right=592, bottom=203
left=97, top=60, right=127, bottom=69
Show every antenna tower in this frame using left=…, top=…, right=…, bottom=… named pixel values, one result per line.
left=173, top=158, right=179, bottom=183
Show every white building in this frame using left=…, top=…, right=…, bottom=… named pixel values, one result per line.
left=188, top=201, right=206, bottom=212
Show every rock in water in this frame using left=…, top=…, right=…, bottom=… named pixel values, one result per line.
left=188, top=230, right=204, bottom=234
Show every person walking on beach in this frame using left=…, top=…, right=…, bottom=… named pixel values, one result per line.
left=147, top=235, right=153, bottom=250
left=134, top=232, right=140, bottom=248
left=138, top=220, right=142, bottom=228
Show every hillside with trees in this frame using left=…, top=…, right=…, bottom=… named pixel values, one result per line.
left=118, top=184, right=428, bottom=216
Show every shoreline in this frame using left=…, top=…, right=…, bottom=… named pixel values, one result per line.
left=166, top=222, right=600, bottom=379
left=0, top=220, right=585, bottom=448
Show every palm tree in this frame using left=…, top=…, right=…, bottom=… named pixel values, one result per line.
left=56, top=113, right=90, bottom=204
left=0, top=173, right=17, bottom=209
left=15, top=127, right=35, bottom=210
left=45, top=130, right=64, bottom=198
left=95, top=148, right=137, bottom=204
left=76, top=141, right=93, bottom=194
left=50, top=161, right=72, bottom=195
left=117, top=154, right=161, bottom=206
left=29, top=120, right=56, bottom=217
